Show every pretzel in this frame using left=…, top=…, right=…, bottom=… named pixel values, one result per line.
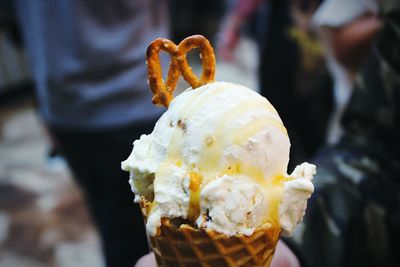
left=146, top=35, right=216, bottom=108
left=146, top=38, right=180, bottom=107
left=177, top=35, right=216, bottom=89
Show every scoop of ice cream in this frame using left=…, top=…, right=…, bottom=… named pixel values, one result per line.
left=122, top=81, right=315, bottom=236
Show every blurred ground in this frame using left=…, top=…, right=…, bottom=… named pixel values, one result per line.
left=0, top=38, right=257, bottom=267
left=0, top=95, right=105, bottom=267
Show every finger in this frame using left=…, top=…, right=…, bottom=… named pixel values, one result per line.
left=134, top=252, right=157, bottom=267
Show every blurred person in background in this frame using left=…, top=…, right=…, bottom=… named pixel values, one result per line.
left=285, top=0, right=400, bottom=266
left=220, top=0, right=400, bottom=266
left=219, top=0, right=332, bottom=168
left=312, top=0, right=379, bottom=144
left=11, top=0, right=169, bottom=266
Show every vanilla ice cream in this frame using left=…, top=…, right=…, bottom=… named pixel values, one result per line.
left=122, top=81, right=315, bottom=237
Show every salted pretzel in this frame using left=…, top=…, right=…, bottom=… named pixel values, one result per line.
left=177, top=35, right=216, bottom=89
left=146, top=35, right=216, bottom=108
left=146, top=38, right=180, bottom=107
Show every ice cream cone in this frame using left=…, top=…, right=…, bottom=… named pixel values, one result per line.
left=139, top=197, right=281, bottom=267
left=123, top=35, right=316, bottom=267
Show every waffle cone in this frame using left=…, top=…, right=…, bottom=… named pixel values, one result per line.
left=139, top=197, right=281, bottom=267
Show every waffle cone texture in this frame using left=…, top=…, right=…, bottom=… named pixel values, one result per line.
left=139, top=197, right=281, bottom=267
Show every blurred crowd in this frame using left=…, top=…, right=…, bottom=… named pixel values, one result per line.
left=0, top=0, right=399, bottom=267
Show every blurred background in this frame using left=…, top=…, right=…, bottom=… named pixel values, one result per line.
left=1, top=0, right=398, bottom=266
